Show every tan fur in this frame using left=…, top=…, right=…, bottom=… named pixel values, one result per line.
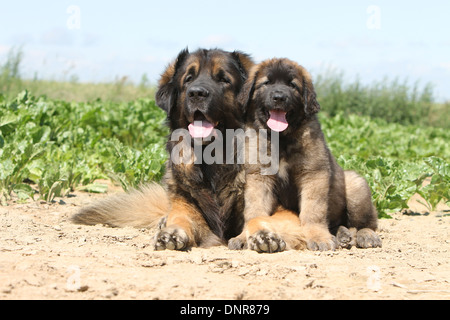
left=242, top=171, right=276, bottom=221
left=246, top=208, right=307, bottom=250
left=71, top=183, right=169, bottom=228
left=229, top=207, right=306, bottom=252
left=234, top=58, right=381, bottom=251
left=344, top=170, right=378, bottom=230
left=155, top=196, right=222, bottom=250
left=179, top=59, right=200, bottom=86
left=159, top=63, right=176, bottom=87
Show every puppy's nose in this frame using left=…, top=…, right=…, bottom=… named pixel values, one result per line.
left=272, top=91, right=287, bottom=103
left=188, top=86, right=210, bottom=100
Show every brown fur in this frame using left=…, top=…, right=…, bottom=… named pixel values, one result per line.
left=234, top=58, right=381, bottom=251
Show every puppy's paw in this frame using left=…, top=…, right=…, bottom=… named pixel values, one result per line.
left=228, top=236, right=247, bottom=250
left=248, top=230, right=286, bottom=253
left=356, top=228, right=382, bottom=248
left=306, top=237, right=338, bottom=251
left=154, top=227, right=190, bottom=251
left=336, top=226, right=356, bottom=249
left=304, top=225, right=337, bottom=251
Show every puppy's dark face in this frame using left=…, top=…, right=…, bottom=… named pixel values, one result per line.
left=240, top=58, right=320, bottom=134
left=156, top=48, right=253, bottom=140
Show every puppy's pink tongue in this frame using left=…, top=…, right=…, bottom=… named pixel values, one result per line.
left=267, top=110, right=288, bottom=132
left=188, top=120, right=214, bottom=138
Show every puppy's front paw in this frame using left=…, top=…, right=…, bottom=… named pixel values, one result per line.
left=154, top=227, right=190, bottom=251
left=228, top=236, right=246, bottom=250
left=356, top=228, right=382, bottom=248
left=306, top=237, right=338, bottom=251
left=336, top=226, right=356, bottom=249
left=248, top=230, right=286, bottom=253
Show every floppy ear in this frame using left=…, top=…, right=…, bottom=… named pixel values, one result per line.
left=237, top=67, right=258, bottom=112
left=155, top=48, right=189, bottom=113
left=302, top=77, right=320, bottom=116
left=231, top=50, right=254, bottom=80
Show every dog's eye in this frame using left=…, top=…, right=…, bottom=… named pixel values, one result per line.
left=216, top=70, right=231, bottom=84
left=184, top=75, right=193, bottom=83
left=290, top=82, right=298, bottom=90
left=219, top=76, right=231, bottom=84
left=262, top=80, right=270, bottom=86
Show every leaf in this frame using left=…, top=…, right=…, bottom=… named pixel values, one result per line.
left=0, top=159, right=14, bottom=180
left=0, top=114, right=18, bottom=128
left=13, top=183, right=34, bottom=200
left=78, top=183, right=108, bottom=194
left=16, top=90, right=29, bottom=103
left=46, top=181, right=63, bottom=202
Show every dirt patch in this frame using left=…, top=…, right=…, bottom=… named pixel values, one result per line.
left=1, top=185, right=449, bottom=300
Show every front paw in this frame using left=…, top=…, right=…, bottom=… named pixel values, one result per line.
left=336, top=226, right=356, bottom=249
left=307, top=237, right=338, bottom=251
left=248, top=230, right=286, bottom=253
left=303, top=224, right=337, bottom=251
left=228, top=236, right=247, bottom=250
left=154, top=227, right=190, bottom=251
left=356, top=228, right=382, bottom=248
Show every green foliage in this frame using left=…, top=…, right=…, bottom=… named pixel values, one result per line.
left=414, top=157, right=450, bottom=212
left=0, top=91, right=168, bottom=204
left=314, top=69, right=448, bottom=128
left=322, top=113, right=449, bottom=217
left=1, top=47, right=155, bottom=103
left=0, top=46, right=23, bottom=94
left=102, top=138, right=166, bottom=191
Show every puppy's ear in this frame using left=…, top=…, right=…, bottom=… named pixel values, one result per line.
left=155, top=48, right=189, bottom=113
left=302, top=77, right=320, bottom=116
left=237, top=66, right=258, bottom=112
left=231, top=51, right=254, bottom=80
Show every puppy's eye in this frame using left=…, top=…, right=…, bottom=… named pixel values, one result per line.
left=290, top=82, right=298, bottom=90
left=262, top=80, right=270, bottom=86
left=184, top=75, right=193, bottom=83
left=219, top=76, right=231, bottom=84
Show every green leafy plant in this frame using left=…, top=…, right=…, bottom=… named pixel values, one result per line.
left=0, top=91, right=167, bottom=204
left=414, top=157, right=449, bottom=212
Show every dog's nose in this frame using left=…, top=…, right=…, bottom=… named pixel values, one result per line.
left=272, top=91, right=287, bottom=103
left=188, top=86, right=210, bottom=100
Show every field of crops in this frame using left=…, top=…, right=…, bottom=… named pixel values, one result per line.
left=1, top=89, right=448, bottom=217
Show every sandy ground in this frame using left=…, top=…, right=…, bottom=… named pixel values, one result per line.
left=1, top=183, right=449, bottom=300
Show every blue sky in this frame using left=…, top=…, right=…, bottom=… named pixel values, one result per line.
left=1, top=0, right=449, bottom=101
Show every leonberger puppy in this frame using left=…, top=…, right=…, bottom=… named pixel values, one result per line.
left=72, top=48, right=256, bottom=250
left=230, top=58, right=382, bottom=251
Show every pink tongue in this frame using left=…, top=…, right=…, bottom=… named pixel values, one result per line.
left=188, top=120, right=214, bottom=138
left=267, top=110, right=288, bottom=132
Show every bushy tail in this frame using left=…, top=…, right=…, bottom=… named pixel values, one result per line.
left=71, top=183, right=169, bottom=228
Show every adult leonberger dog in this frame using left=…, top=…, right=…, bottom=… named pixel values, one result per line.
left=72, top=48, right=257, bottom=250
left=232, top=58, right=382, bottom=251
